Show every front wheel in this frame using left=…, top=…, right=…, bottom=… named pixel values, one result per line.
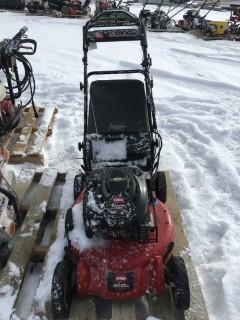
left=51, top=260, right=73, bottom=318
left=74, top=174, right=85, bottom=201
left=165, top=256, right=190, bottom=310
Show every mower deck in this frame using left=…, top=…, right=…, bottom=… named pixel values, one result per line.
left=0, top=171, right=207, bottom=320
left=71, top=200, right=173, bottom=301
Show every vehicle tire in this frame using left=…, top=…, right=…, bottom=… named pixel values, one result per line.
left=165, top=256, right=190, bottom=310
left=74, top=174, right=85, bottom=201
left=0, top=244, right=10, bottom=268
left=65, top=208, right=74, bottom=236
left=155, top=171, right=167, bottom=203
left=0, top=231, right=10, bottom=268
left=51, top=260, right=73, bottom=318
left=167, top=19, right=176, bottom=29
left=85, top=224, right=93, bottom=239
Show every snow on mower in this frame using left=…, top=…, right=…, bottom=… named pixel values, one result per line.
left=0, top=27, right=37, bottom=267
left=51, top=9, right=190, bottom=318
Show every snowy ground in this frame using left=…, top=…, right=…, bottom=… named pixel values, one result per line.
left=0, top=4, right=240, bottom=320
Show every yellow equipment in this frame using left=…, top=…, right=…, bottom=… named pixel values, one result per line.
left=207, top=21, right=229, bottom=36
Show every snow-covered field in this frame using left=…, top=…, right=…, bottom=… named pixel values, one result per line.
left=0, top=4, right=240, bottom=320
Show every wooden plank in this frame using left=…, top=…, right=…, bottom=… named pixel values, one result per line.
left=112, top=301, right=136, bottom=320
left=15, top=168, right=36, bottom=203
left=70, top=297, right=97, bottom=320
left=12, top=127, right=33, bottom=155
left=21, top=106, right=39, bottom=128
left=0, top=168, right=58, bottom=314
left=2, top=130, right=14, bottom=148
left=9, top=154, right=44, bottom=165
left=148, top=291, right=185, bottom=320
left=27, top=106, right=57, bottom=156
left=31, top=245, right=48, bottom=263
left=6, top=106, right=57, bottom=164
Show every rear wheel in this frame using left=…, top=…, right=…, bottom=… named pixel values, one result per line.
left=74, top=174, right=85, bottom=201
left=165, top=256, right=190, bottom=310
left=65, top=208, right=74, bottom=236
left=155, top=171, right=167, bottom=203
left=0, top=231, right=10, bottom=268
left=51, top=260, right=73, bottom=318
left=85, top=223, right=94, bottom=239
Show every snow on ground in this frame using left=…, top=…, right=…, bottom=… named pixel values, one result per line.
left=0, top=5, right=240, bottom=320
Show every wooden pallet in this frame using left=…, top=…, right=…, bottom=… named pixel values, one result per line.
left=2, top=106, right=57, bottom=165
left=0, top=168, right=65, bottom=319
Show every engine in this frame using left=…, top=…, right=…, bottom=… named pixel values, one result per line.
left=83, top=167, right=150, bottom=239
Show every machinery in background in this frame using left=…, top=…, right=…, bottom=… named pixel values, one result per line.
left=26, top=0, right=91, bottom=17
left=139, top=0, right=201, bottom=32
left=178, top=0, right=220, bottom=31
left=95, top=0, right=130, bottom=16
left=48, top=0, right=91, bottom=17
left=178, top=1, right=240, bottom=40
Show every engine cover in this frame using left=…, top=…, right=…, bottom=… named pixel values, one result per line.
left=83, top=167, right=149, bottom=238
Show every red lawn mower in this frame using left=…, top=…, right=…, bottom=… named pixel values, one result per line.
left=51, top=10, right=190, bottom=318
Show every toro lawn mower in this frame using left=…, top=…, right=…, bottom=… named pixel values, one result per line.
left=51, top=10, right=190, bottom=318
left=0, top=27, right=37, bottom=267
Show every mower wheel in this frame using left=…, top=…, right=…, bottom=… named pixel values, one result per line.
left=65, top=208, right=74, bottom=235
left=0, top=231, right=10, bottom=268
left=74, top=174, right=85, bottom=201
left=51, top=260, right=73, bottom=318
left=155, top=171, right=167, bottom=203
left=166, top=256, right=190, bottom=310
left=85, top=225, right=93, bottom=239
left=0, top=245, right=10, bottom=268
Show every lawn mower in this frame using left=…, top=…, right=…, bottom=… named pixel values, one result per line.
left=139, top=0, right=200, bottom=32
left=139, top=0, right=175, bottom=30
left=178, top=0, right=220, bottom=31
left=0, top=27, right=37, bottom=267
left=95, top=0, right=129, bottom=16
left=26, top=0, right=47, bottom=15
left=48, top=0, right=91, bottom=18
left=228, top=4, right=240, bottom=36
left=51, top=9, right=190, bottom=318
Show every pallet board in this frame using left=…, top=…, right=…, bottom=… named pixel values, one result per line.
left=0, top=168, right=65, bottom=319
left=2, top=106, right=57, bottom=164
